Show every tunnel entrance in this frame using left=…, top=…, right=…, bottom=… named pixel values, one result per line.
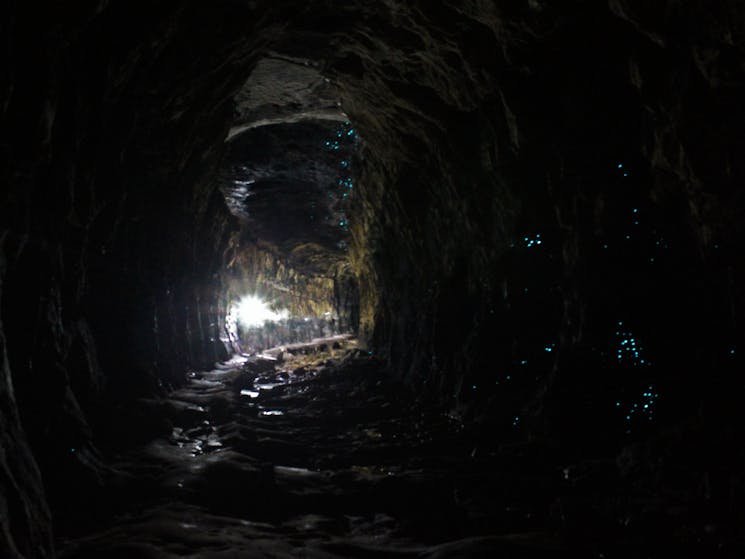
left=224, top=293, right=341, bottom=355
left=217, top=54, right=361, bottom=358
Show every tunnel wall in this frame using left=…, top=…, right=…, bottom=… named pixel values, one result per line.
left=0, top=1, right=265, bottom=552
left=319, top=0, right=745, bottom=418
left=322, top=0, right=745, bottom=514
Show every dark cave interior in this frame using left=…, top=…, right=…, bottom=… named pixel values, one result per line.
left=2, top=1, right=745, bottom=557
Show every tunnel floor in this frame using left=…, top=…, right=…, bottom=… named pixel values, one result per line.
left=57, top=339, right=681, bottom=558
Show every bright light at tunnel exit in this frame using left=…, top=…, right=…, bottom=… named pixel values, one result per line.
left=233, top=295, right=288, bottom=328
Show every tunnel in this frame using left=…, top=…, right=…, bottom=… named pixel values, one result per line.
left=1, top=1, right=745, bottom=557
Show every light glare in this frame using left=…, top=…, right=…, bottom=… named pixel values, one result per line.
left=234, top=295, right=288, bottom=328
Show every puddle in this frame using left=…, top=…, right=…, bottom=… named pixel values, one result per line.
left=275, top=466, right=317, bottom=476
left=254, top=383, right=284, bottom=390
left=190, top=379, right=223, bottom=388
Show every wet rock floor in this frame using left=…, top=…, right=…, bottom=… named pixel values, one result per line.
left=56, top=338, right=724, bottom=558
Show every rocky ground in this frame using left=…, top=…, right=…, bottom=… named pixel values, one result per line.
left=54, top=338, right=733, bottom=558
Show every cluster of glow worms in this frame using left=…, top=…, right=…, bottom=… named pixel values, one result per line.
left=324, top=122, right=357, bottom=230
left=615, top=322, right=650, bottom=367
left=617, top=385, right=659, bottom=434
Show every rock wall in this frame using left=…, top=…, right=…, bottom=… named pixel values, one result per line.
left=320, top=2, right=745, bottom=438
left=0, top=244, right=54, bottom=559
left=333, top=0, right=745, bottom=526
left=0, top=0, right=262, bottom=551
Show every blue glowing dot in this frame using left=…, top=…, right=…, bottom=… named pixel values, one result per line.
left=618, top=163, right=623, bottom=169
left=472, top=385, right=477, bottom=390
left=616, top=402, right=621, bottom=407
left=623, top=173, right=629, bottom=177
left=70, top=448, right=76, bottom=454
left=730, top=348, right=736, bottom=355
left=506, top=375, right=511, bottom=380
left=520, top=360, right=528, bottom=365
left=633, top=208, right=638, bottom=213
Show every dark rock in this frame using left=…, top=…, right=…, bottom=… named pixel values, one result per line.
left=1, top=0, right=744, bottom=555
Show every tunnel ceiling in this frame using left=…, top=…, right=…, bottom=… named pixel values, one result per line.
left=219, top=119, right=357, bottom=252
left=228, top=54, right=347, bottom=139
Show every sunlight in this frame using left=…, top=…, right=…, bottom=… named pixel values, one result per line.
left=233, top=295, right=288, bottom=328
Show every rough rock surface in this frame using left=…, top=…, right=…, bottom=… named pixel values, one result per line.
left=0, top=249, right=54, bottom=558
left=229, top=54, right=346, bottom=139
left=1, top=0, right=744, bottom=556
left=49, top=342, right=648, bottom=557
